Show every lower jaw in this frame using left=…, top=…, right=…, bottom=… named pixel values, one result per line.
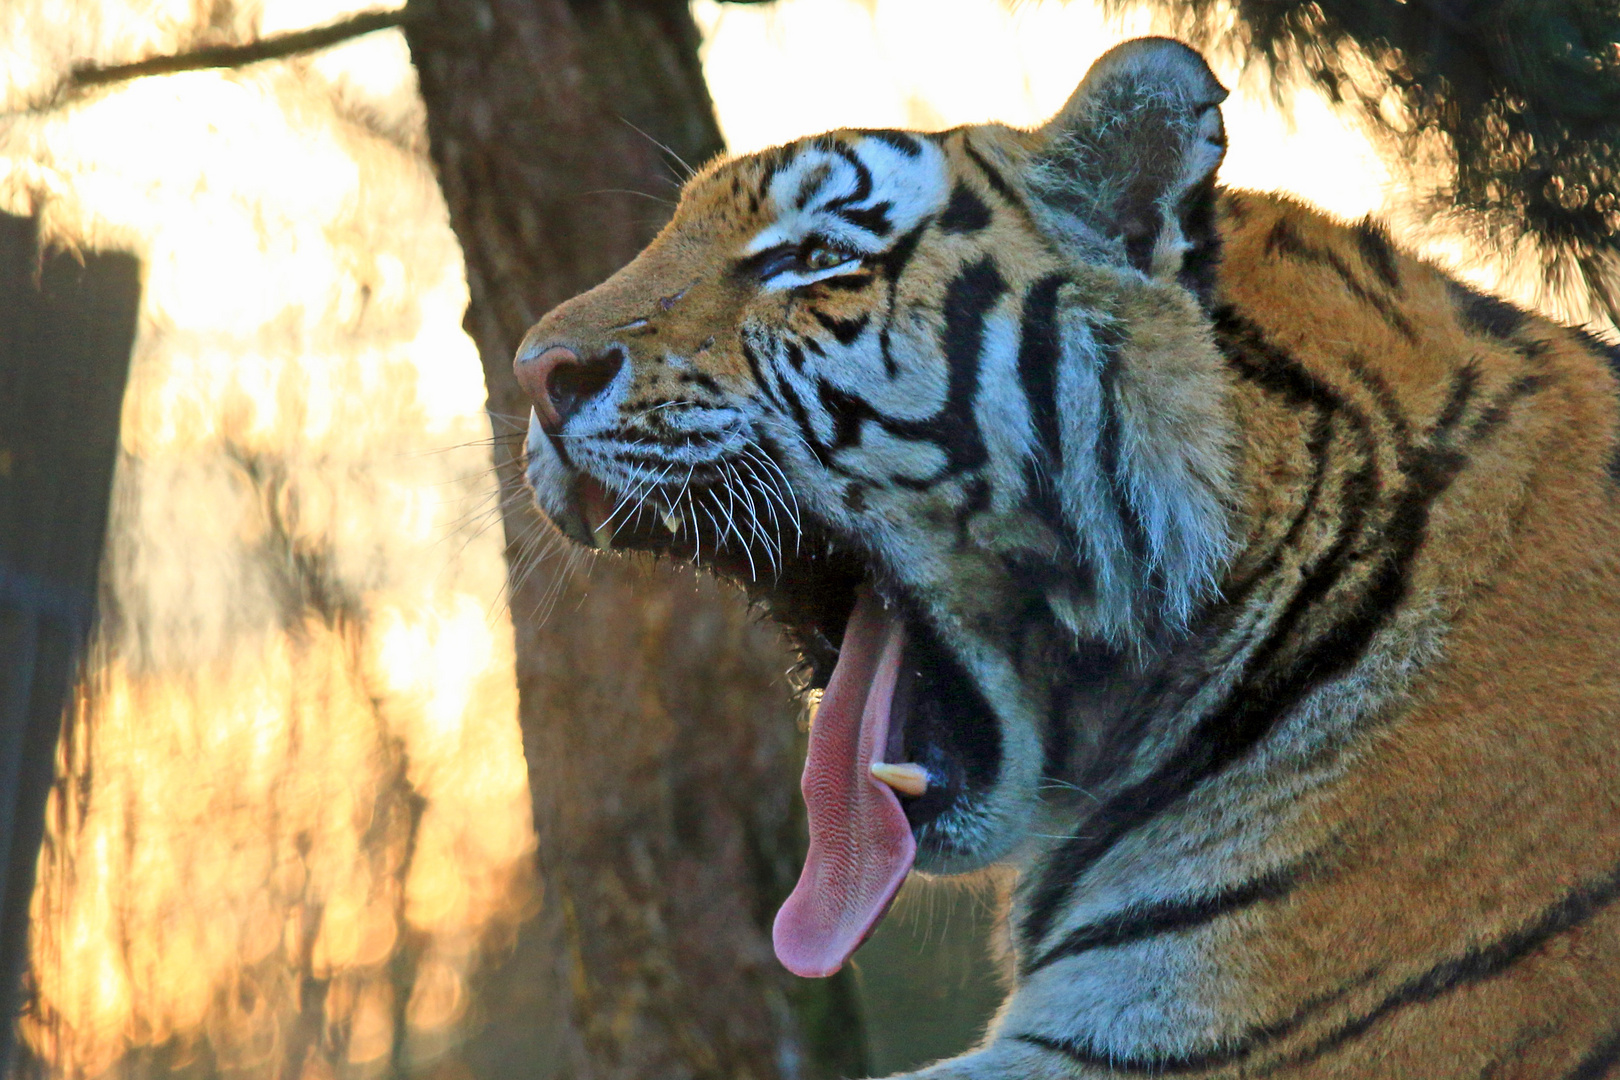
left=552, top=471, right=1019, bottom=871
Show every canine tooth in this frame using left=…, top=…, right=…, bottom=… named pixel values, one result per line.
left=870, top=762, right=929, bottom=797
left=591, top=520, right=614, bottom=550
left=661, top=510, right=682, bottom=534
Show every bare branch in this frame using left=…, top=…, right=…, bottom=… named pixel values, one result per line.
left=68, top=5, right=411, bottom=89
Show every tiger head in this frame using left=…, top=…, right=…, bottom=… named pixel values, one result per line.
left=515, top=38, right=1240, bottom=977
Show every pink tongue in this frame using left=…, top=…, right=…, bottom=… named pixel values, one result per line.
left=773, top=589, right=915, bottom=978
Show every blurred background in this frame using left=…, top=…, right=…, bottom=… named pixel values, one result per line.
left=0, top=1, right=1615, bottom=1079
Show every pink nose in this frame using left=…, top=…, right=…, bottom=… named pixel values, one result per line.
left=514, top=345, right=579, bottom=432
left=515, top=343, right=627, bottom=434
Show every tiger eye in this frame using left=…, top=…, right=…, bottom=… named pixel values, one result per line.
left=804, top=247, right=849, bottom=271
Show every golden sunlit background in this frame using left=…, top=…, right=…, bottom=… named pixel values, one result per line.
left=0, top=1, right=1533, bottom=1077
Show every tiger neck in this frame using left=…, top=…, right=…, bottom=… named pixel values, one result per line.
left=989, top=318, right=1415, bottom=1067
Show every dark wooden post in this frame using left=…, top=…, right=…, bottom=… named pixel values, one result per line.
left=0, top=212, right=139, bottom=1076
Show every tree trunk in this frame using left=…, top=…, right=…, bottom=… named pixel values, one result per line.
left=402, top=3, right=868, bottom=1078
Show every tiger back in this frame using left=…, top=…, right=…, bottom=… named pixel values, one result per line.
left=512, top=36, right=1620, bottom=1079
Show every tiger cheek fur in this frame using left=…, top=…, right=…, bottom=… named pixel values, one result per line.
left=517, top=36, right=1620, bottom=1080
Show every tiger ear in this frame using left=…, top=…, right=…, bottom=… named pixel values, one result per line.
left=1027, top=38, right=1227, bottom=293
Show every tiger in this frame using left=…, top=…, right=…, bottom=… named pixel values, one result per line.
left=511, top=36, right=1620, bottom=1080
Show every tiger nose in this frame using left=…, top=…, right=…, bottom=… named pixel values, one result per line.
left=513, top=343, right=625, bottom=433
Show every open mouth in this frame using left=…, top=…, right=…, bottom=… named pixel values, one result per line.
left=563, top=470, right=1002, bottom=976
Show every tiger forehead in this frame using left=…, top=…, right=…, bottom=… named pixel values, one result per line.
left=671, top=127, right=1026, bottom=249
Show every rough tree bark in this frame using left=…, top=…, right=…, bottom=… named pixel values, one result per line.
left=402, top=3, right=868, bottom=1078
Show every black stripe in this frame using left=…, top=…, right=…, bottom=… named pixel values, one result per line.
left=1345, top=354, right=1414, bottom=452
left=675, top=370, right=723, bottom=394
left=879, top=324, right=898, bottom=379
left=740, top=337, right=784, bottom=411
left=952, top=474, right=991, bottom=546
left=1017, top=315, right=1559, bottom=1061
left=960, top=137, right=1025, bottom=212
left=1123, top=205, right=1163, bottom=274
left=823, top=140, right=874, bottom=212
left=1468, top=373, right=1548, bottom=442
left=1266, top=218, right=1418, bottom=343
left=793, top=163, right=830, bottom=210
left=1566, top=1028, right=1620, bottom=1080
left=1572, top=326, right=1620, bottom=483
left=811, top=309, right=869, bottom=346
left=753, top=144, right=790, bottom=202
left=1448, top=280, right=1527, bottom=341
left=1009, top=970, right=1374, bottom=1074
left=1019, top=860, right=1620, bottom=1075
left=1095, top=322, right=1151, bottom=571
left=1034, top=862, right=1301, bottom=970
left=877, top=220, right=929, bottom=284
left=812, top=272, right=875, bottom=293
left=939, top=180, right=993, bottom=234
left=1039, top=671, right=1078, bottom=787
left=1222, top=407, right=1335, bottom=608
left=925, top=256, right=1004, bottom=475
left=1015, top=274, right=1068, bottom=473
left=1021, top=310, right=1381, bottom=962
left=1354, top=217, right=1402, bottom=292
left=783, top=338, right=807, bottom=371
left=1288, top=859, right=1620, bottom=1069
left=833, top=200, right=893, bottom=238
left=774, top=368, right=832, bottom=469
left=1177, top=175, right=1222, bottom=309
left=859, top=129, right=923, bottom=157
left=810, top=257, right=1005, bottom=478
left=1012, top=1031, right=1237, bottom=1075
left=1574, top=326, right=1620, bottom=379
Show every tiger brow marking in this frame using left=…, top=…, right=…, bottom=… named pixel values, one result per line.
left=1265, top=217, right=1419, bottom=344
left=823, top=140, right=874, bottom=211
left=794, top=162, right=832, bottom=211
left=860, top=129, right=924, bottom=158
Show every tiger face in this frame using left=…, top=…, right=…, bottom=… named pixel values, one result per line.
left=519, top=38, right=1236, bottom=978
